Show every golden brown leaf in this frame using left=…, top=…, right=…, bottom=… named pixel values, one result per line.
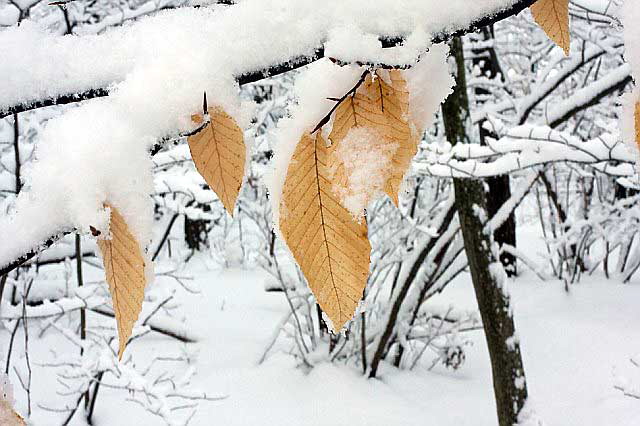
left=635, top=102, right=640, bottom=152
left=329, top=73, right=389, bottom=147
left=0, top=400, right=25, bottom=426
left=530, top=0, right=570, bottom=56
left=280, top=132, right=371, bottom=331
left=189, top=108, right=246, bottom=215
left=328, top=71, right=416, bottom=207
left=378, top=70, right=416, bottom=206
left=98, top=205, right=146, bottom=359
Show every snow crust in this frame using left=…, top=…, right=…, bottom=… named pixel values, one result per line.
left=404, top=44, right=455, bottom=130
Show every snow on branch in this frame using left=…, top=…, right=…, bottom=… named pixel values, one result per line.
left=473, top=39, right=625, bottom=126
left=416, top=120, right=636, bottom=178
left=547, top=64, right=632, bottom=128
left=0, top=0, right=537, bottom=275
left=0, top=0, right=537, bottom=118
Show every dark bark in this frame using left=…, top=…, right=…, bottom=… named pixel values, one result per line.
left=471, top=27, right=517, bottom=276
left=486, top=175, right=517, bottom=275
left=444, top=36, right=528, bottom=426
left=184, top=211, right=210, bottom=251
left=75, top=234, right=89, bottom=409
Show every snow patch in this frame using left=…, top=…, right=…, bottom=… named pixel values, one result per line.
left=330, top=126, right=398, bottom=220
left=516, top=399, right=546, bottom=426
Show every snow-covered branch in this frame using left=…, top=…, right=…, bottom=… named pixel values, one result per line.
left=0, top=0, right=537, bottom=118
left=416, top=122, right=635, bottom=178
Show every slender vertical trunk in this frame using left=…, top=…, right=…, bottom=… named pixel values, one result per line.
left=13, top=113, right=21, bottom=194
left=184, top=198, right=210, bottom=251
left=75, top=234, right=89, bottom=410
left=75, top=234, right=86, bottom=346
left=471, top=27, right=517, bottom=276
left=11, top=113, right=21, bottom=306
left=444, top=36, right=528, bottom=426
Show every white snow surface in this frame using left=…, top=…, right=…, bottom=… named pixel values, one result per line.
left=622, top=1, right=640, bottom=77
left=0, top=373, right=14, bottom=404
left=17, top=252, right=640, bottom=425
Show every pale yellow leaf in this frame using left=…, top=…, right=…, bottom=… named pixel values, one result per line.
left=0, top=400, right=25, bottom=426
left=328, top=71, right=416, bottom=207
left=189, top=108, right=246, bottom=215
left=98, top=205, right=146, bottom=359
left=280, top=132, right=371, bottom=331
left=530, top=0, right=570, bottom=56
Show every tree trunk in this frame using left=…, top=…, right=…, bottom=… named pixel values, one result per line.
left=184, top=199, right=210, bottom=251
left=471, top=27, right=517, bottom=276
left=444, top=36, right=528, bottom=426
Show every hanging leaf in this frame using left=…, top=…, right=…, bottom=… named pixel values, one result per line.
left=280, top=132, right=371, bottom=331
left=530, top=0, right=570, bottom=56
left=378, top=70, right=416, bottom=206
left=0, top=400, right=25, bottom=426
left=329, top=73, right=389, bottom=147
left=97, top=205, right=147, bottom=359
left=328, top=71, right=416, bottom=207
left=189, top=108, right=246, bottom=215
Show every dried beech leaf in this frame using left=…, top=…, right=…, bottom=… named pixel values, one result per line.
left=329, top=73, right=389, bottom=195
left=530, top=0, right=570, bottom=56
left=0, top=400, right=25, bottom=426
left=280, top=132, right=371, bottom=331
left=329, top=73, right=389, bottom=147
left=189, top=108, right=246, bottom=215
left=328, top=71, right=416, bottom=207
left=378, top=70, right=416, bottom=206
left=97, top=205, right=146, bottom=359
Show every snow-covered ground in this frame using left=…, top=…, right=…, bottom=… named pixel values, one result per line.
left=18, top=260, right=636, bottom=426
left=1, top=193, right=637, bottom=425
